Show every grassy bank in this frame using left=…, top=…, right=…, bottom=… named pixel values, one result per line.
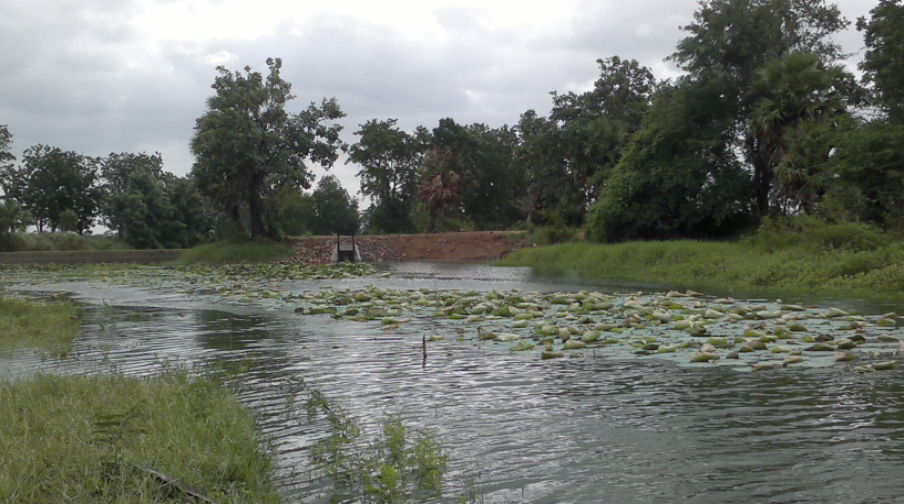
left=175, top=240, right=294, bottom=265
left=0, top=371, right=282, bottom=503
left=0, top=297, right=80, bottom=355
left=500, top=239, right=904, bottom=300
left=1, top=232, right=129, bottom=252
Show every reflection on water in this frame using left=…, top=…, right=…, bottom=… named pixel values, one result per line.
left=3, top=263, right=904, bottom=503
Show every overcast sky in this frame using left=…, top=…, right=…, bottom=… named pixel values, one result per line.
left=0, top=0, right=878, bottom=199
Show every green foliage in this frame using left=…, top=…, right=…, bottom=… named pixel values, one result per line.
left=101, top=152, right=212, bottom=249
left=349, top=119, right=427, bottom=233
left=57, top=209, right=79, bottom=233
left=0, top=372, right=282, bottom=503
left=518, top=57, right=658, bottom=227
left=501, top=227, right=904, bottom=300
left=744, top=216, right=893, bottom=253
left=750, top=52, right=855, bottom=212
left=0, top=232, right=128, bottom=252
left=587, top=80, right=753, bottom=242
left=821, top=122, right=904, bottom=230
left=2, top=145, right=101, bottom=234
left=274, top=186, right=316, bottom=236
left=0, top=124, right=14, bottom=170
left=191, top=57, right=344, bottom=239
left=310, top=175, right=359, bottom=235
left=305, top=391, right=449, bottom=503
left=0, top=297, right=79, bottom=356
left=174, top=240, right=294, bottom=265
left=858, top=0, right=904, bottom=123
left=670, top=0, right=849, bottom=216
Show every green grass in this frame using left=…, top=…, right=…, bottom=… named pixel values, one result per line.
left=2, top=232, right=131, bottom=252
left=500, top=239, right=904, bottom=300
left=174, top=240, right=294, bottom=265
left=0, top=297, right=80, bottom=355
left=0, top=371, right=282, bottom=504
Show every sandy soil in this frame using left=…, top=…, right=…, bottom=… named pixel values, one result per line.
left=285, top=231, right=528, bottom=264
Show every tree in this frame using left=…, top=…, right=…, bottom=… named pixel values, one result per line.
left=101, top=152, right=210, bottom=248
left=348, top=119, right=428, bottom=233
left=310, top=175, right=359, bottom=235
left=191, top=57, right=344, bottom=239
left=858, top=0, right=904, bottom=123
left=587, top=80, right=753, bottom=242
left=515, top=57, right=658, bottom=227
left=750, top=52, right=853, bottom=212
left=418, top=147, right=464, bottom=232
left=670, top=0, right=849, bottom=217
left=0, top=125, right=14, bottom=171
left=274, top=186, right=316, bottom=236
left=4, top=145, right=100, bottom=233
left=515, top=110, right=580, bottom=225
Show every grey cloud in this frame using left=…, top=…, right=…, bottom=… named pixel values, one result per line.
left=0, top=0, right=879, bottom=195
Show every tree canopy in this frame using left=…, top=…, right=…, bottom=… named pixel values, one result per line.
left=191, top=57, right=344, bottom=239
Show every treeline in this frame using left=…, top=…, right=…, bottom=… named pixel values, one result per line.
left=3, top=0, right=903, bottom=249
left=350, top=0, right=904, bottom=241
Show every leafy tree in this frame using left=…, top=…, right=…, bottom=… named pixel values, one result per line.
left=670, top=0, right=849, bottom=216
left=858, top=0, right=904, bottom=123
left=459, top=123, right=523, bottom=229
left=191, top=57, right=344, bottom=239
left=0, top=197, right=31, bottom=234
left=515, top=110, right=581, bottom=225
left=348, top=119, right=428, bottom=233
left=274, top=186, right=316, bottom=236
left=587, top=80, right=753, bottom=242
left=3, top=145, right=100, bottom=233
left=518, top=57, right=658, bottom=227
left=101, top=152, right=210, bottom=248
left=310, top=175, right=359, bottom=235
left=750, top=52, right=854, bottom=212
left=0, top=125, right=14, bottom=171
left=818, top=122, right=904, bottom=230
left=418, top=147, right=464, bottom=232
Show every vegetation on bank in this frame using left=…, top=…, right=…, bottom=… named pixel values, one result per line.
left=0, top=296, right=79, bottom=355
left=174, top=240, right=294, bottom=265
left=0, top=231, right=129, bottom=253
left=0, top=372, right=282, bottom=504
left=501, top=218, right=904, bottom=300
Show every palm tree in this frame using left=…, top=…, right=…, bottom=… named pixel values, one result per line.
left=750, top=52, right=850, bottom=213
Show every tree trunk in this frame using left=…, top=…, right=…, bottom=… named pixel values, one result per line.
left=247, top=173, right=266, bottom=239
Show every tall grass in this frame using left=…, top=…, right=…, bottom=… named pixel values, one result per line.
left=500, top=238, right=904, bottom=300
left=0, top=371, right=282, bottom=504
left=174, top=240, right=294, bottom=265
left=0, top=297, right=80, bottom=355
left=1, top=232, right=130, bottom=252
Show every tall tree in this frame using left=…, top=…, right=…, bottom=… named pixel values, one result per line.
left=587, top=80, right=753, bottom=242
left=310, top=175, right=359, bottom=235
left=191, top=57, right=344, bottom=239
left=670, top=0, right=849, bottom=216
left=101, top=152, right=210, bottom=248
left=858, top=0, right=904, bottom=123
left=750, top=52, right=853, bottom=212
left=348, top=119, right=428, bottom=233
left=5, top=145, right=100, bottom=233
left=0, top=125, right=14, bottom=171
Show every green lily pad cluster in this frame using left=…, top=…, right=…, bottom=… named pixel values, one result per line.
left=294, top=287, right=903, bottom=372
left=1, top=263, right=380, bottom=303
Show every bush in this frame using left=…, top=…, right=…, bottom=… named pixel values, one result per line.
left=174, top=240, right=294, bottom=265
left=745, top=216, right=892, bottom=253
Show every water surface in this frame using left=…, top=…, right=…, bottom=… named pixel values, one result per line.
left=3, top=262, right=903, bottom=503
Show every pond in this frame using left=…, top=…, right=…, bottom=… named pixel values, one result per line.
left=2, top=262, right=903, bottom=503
